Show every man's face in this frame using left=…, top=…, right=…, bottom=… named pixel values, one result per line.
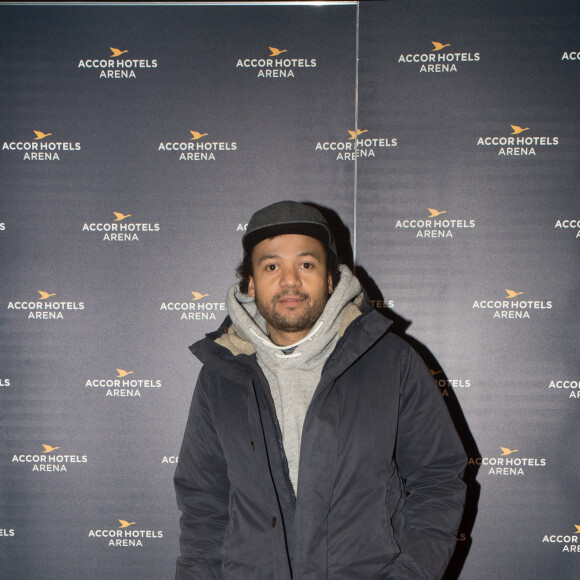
left=248, top=234, right=333, bottom=345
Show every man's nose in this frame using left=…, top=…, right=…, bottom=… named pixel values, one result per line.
left=280, top=267, right=300, bottom=287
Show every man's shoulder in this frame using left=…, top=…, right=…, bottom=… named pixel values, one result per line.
left=350, top=307, right=409, bottom=349
left=337, top=309, right=413, bottom=370
left=190, top=328, right=257, bottom=392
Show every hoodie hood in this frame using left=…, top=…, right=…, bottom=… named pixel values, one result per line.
left=217, top=265, right=363, bottom=365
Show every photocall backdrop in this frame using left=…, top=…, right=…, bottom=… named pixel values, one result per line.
left=0, top=1, right=577, bottom=579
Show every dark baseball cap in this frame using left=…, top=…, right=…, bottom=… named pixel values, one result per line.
left=242, top=201, right=337, bottom=256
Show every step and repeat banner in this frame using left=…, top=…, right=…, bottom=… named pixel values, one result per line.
left=0, top=1, right=577, bottom=579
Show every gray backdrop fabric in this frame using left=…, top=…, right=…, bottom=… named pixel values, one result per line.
left=0, top=2, right=578, bottom=579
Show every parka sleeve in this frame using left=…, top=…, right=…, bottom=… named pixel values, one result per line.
left=386, top=346, right=467, bottom=580
left=174, top=370, right=230, bottom=579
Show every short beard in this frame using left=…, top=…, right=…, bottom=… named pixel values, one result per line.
left=255, top=289, right=330, bottom=335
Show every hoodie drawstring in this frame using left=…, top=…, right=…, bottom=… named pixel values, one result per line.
left=249, top=321, right=325, bottom=358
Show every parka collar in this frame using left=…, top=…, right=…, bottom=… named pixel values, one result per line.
left=189, top=289, right=393, bottom=384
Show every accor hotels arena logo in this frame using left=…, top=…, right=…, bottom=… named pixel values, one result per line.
left=82, top=211, right=160, bottom=242
left=315, top=129, right=397, bottom=161
left=398, top=41, right=480, bottom=73
left=2, top=130, right=81, bottom=161
left=395, top=207, right=476, bottom=238
left=562, top=51, right=580, bottom=61
left=158, top=130, right=237, bottom=161
left=88, top=519, right=163, bottom=547
left=11, top=444, right=88, bottom=472
left=160, top=290, right=226, bottom=321
left=78, top=47, right=158, bottom=78
left=468, top=446, right=546, bottom=476
left=548, top=378, right=579, bottom=400
left=236, top=46, right=316, bottom=78
left=85, top=367, right=162, bottom=398
left=471, top=288, right=553, bottom=319
left=430, top=369, right=472, bottom=398
left=370, top=298, right=395, bottom=311
left=542, top=525, right=580, bottom=553
left=476, top=124, right=559, bottom=156
left=554, top=218, right=580, bottom=239
left=6, top=290, right=85, bottom=320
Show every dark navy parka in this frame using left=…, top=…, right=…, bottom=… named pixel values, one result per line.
left=175, top=298, right=467, bottom=579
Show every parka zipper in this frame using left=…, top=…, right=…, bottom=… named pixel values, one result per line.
left=239, top=309, right=378, bottom=502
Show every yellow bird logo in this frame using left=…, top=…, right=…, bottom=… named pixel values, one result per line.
left=191, top=292, right=209, bottom=301
left=510, top=125, right=529, bottom=135
left=500, top=447, right=518, bottom=456
left=430, top=369, right=442, bottom=376
left=118, top=520, right=136, bottom=528
left=42, top=444, right=60, bottom=453
left=113, top=212, right=131, bottom=222
left=505, top=289, right=524, bottom=299
left=574, top=525, right=580, bottom=534
left=431, top=41, right=451, bottom=52
left=428, top=208, right=447, bottom=218
left=190, top=131, right=208, bottom=140
left=38, top=291, right=56, bottom=300
left=110, top=47, right=129, bottom=57
left=116, top=369, right=134, bottom=378
left=347, top=129, right=368, bottom=140
left=269, top=47, right=288, bottom=57
left=33, top=131, right=52, bottom=140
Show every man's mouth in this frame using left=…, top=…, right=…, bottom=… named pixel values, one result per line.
left=275, top=293, right=308, bottom=307
left=278, top=296, right=303, bottom=305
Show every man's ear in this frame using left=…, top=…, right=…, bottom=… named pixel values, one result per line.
left=327, top=272, right=333, bottom=295
left=248, top=276, right=255, bottom=297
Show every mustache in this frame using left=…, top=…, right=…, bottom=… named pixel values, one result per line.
left=272, top=290, right=310, bottom=302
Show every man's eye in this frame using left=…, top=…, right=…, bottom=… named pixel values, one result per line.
left=266, top=264, right=277, bottom=271
left=302, top=262, right=313, bottom=269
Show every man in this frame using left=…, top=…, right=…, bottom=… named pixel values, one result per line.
left=175, top=201, right=466, bottom=579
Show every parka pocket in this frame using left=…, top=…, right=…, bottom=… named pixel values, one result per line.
left=220, top=491, right=239, bottom=568
left=383, top=473, right=405, bottom=557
